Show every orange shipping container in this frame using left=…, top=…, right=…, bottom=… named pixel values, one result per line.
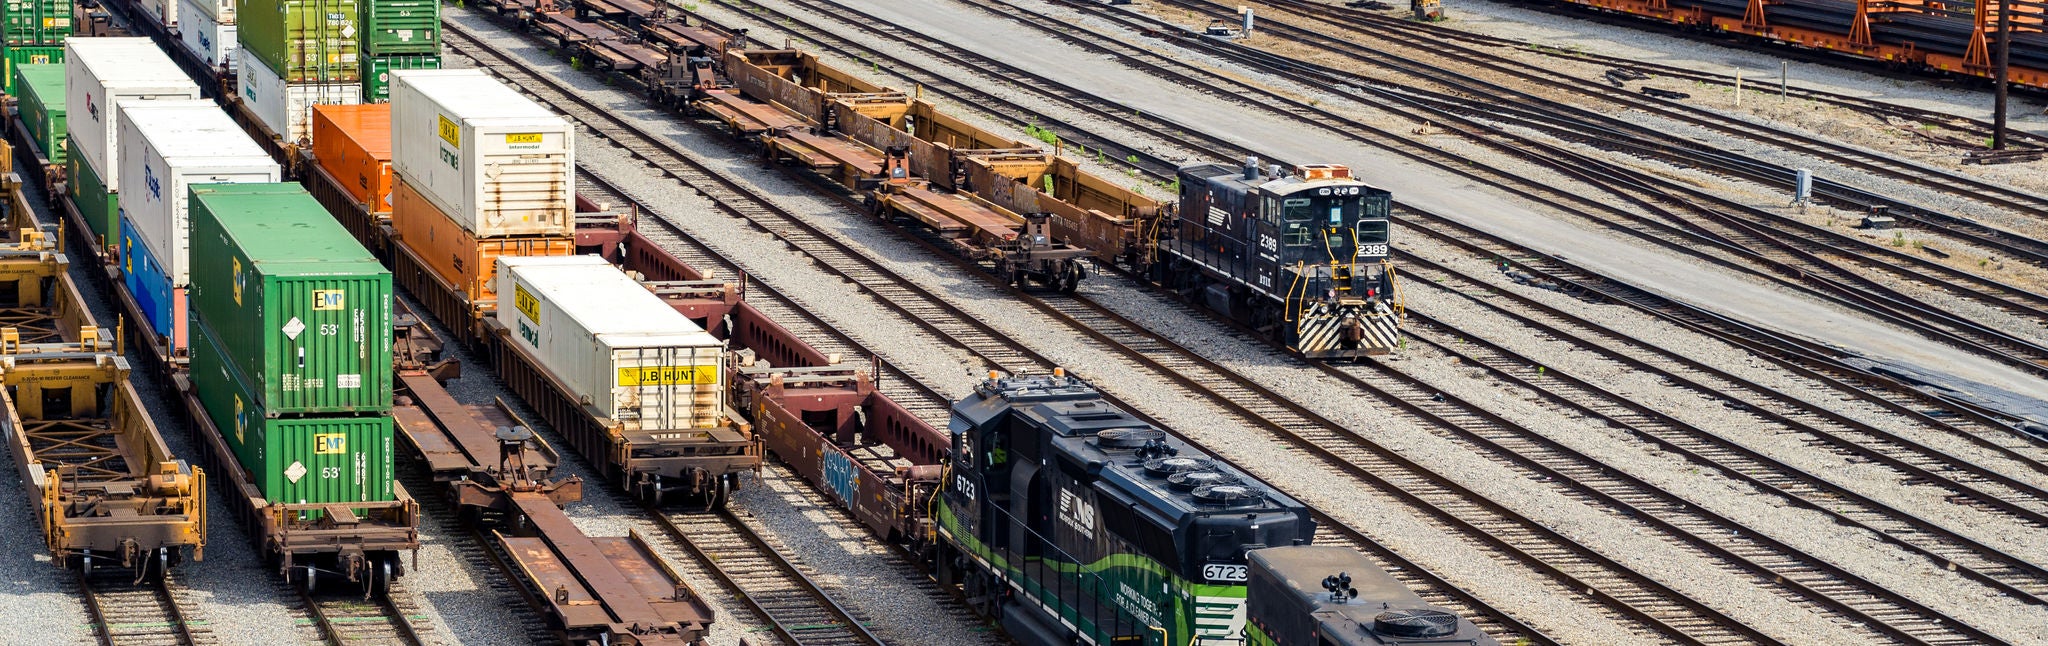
left=312, top=104, right=397, bottom=213
left=392, top=178, right=575, bottom=305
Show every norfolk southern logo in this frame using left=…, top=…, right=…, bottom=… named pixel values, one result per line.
left=144, top=163, right=162, bottom=201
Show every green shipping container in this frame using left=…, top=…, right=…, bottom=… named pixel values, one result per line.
left=189, top=183, right=392, bottom=414
left=2, top=0, right=71, bottom=46
left=358, top=53, right=437, bottom=102
left=14, top=63, right=62, bottom=163
left=0, top=43, right=59, bottom=94
left=191, top=323, right=396, bottom=505
left=357, top=0, right=436, bottom=55
left=235, top=0, right=360, bottom=83
left=66, top=147, right=116, bottom=244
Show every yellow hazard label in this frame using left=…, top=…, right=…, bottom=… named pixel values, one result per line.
left=312, top=289, right=345, bottom=310
left=514, top=284, right=540, bottom=322
left=505, top=133, right=542, bottom=144
left=618, top=365, right=719, bottom=386
left=313, top=433, right=347, bottom=455
left=438, top=115, right=460, bottom=147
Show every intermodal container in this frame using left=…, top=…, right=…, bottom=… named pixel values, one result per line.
left=14, top=63, right=64, bottom=163
left=237, top=48, right=360, bottom=144
left=117, top=100, right=279, bottom=290
left=176, top=0, right=236, bottom=71
left=191, top=323, right=395, bottom=504
left=65, top=38, right=202, bottom=190
left=67, top=144, right=117, bottom=243
left=119, top=211, right=189, bottom=348
left=2, top=0, right=71, bottom=45
left=497, top=255, right=726, bottom=431
left=189, top=183, right=392, bottom=414
left=390, top=69, right=574, bottom=238
left=391, top=177, right=572, bottom=305
left=234, top=0, right=358, bottom=83
left=357, top=0, right=435, bottom=55
left=183, top=0, right=229, bottom=22
left=310, top=103, right=392, bottom=210
left=142, top=0, right=176, bottom=28
left=0, top=43, right=58, bottom=94
left=357, top=52, right=436, bottom=102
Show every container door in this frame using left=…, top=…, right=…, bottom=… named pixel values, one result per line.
left=611, top=345, right=723, bottom=432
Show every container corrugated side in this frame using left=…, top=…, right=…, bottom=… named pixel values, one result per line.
left=233, top=0, right=358, bottom=83
left=65, top=38, right=202, bottom=189
left=189, top=183, right=392, bottom=414
left=357, top=0, right=436, bottom=55
left=66, top=146, right=118, bottom=243
left=311, top=104, right=393, bottom=210
left=117, top=101, right=280, bottom=289
left=237, top=48, right=361, bottom=144
left=176, top=0, right=237, bottom=70
left=390, top=177, right=571, bottom=305
left=191, top=324, right=395, bottom=505
left=0, top=44, right=58, bottom=94
left=358, top=53, right=437, bottom=102
left=15, top=63, right=65, bottom=163
left=390, top=69, right=574, bottom=238
left=2, top=0, right=71, bottom=45
left=183, top=0, right=230, bottom=22
left=119, top=211, right=182, bottom=347
left=497, top=256, right=727, bottom=431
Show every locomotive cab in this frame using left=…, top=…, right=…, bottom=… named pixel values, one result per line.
left=1165, top=160, right=1401, bottom=358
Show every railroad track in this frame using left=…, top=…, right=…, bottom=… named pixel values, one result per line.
left=1194, top=0, right=2048, bottom=242
left=79, top=572, right=208, bottom=645
left=753, top=0, right=2048, bottom=434
left=296, top=586, right=428, bottom=645
left=651, top=508, right=884, bottom=646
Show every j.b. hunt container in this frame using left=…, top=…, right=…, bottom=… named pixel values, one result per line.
left=116, top=101, right=281, bottom=347
left=237, top=48, right=360, bottom=145
left=190, top=322, right=394, bottom=504
left=189, top=183, right=392, bottom=414
left=15, top=63, right=65, bottom=163
left=65, top=39, right=203, bottom=195
left=496, top=255, right=725, bottom=432
left=234, top=0, right=357, bottom=83
left=389, top=69, right=574, bottom=238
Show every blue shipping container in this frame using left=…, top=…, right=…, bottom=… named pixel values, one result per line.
left=120, top=212, right=177, bottom=341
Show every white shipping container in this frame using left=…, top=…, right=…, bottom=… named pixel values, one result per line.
left=390, top=69, right=574, bottom=238
left=176, top=0, right=238, bottom=72
left=117, top=101, right=280, bottom=287
left=144, top=0, right=177, bottom=28
left=180, top=0, right=232, bottom=22
left=236, top=48, right=360, bottom=145
left=496, top=256, right=726, bottom=432
left=65, top=38, right=203, bottom=187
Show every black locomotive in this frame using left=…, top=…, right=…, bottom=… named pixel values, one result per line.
left=1160, top=160, right=1401, bottom=357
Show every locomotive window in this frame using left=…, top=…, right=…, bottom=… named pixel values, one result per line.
left=1282, top=198, right=1314, bottom=247
left=1358, top=218, right=1390, bottom=244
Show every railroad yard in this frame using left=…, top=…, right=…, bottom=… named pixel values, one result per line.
left=0, top=0, right=2043, bottom=643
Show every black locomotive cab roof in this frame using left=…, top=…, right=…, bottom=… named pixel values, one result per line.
left=1181, top=162, right=1384, bottom=201
left=1250, top=546, right=1501, bottom=645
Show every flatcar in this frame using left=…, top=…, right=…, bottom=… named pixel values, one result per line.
left=936, top=372, right=1316, bottom=645
left=1161, top=159, right=1401, bottom=358
left=1246, top=546, right=1498, bottom=646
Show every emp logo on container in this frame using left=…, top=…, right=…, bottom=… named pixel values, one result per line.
left=313, top=433, right=347, bottom=455
left=312, top=290, right=346, bottom=310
